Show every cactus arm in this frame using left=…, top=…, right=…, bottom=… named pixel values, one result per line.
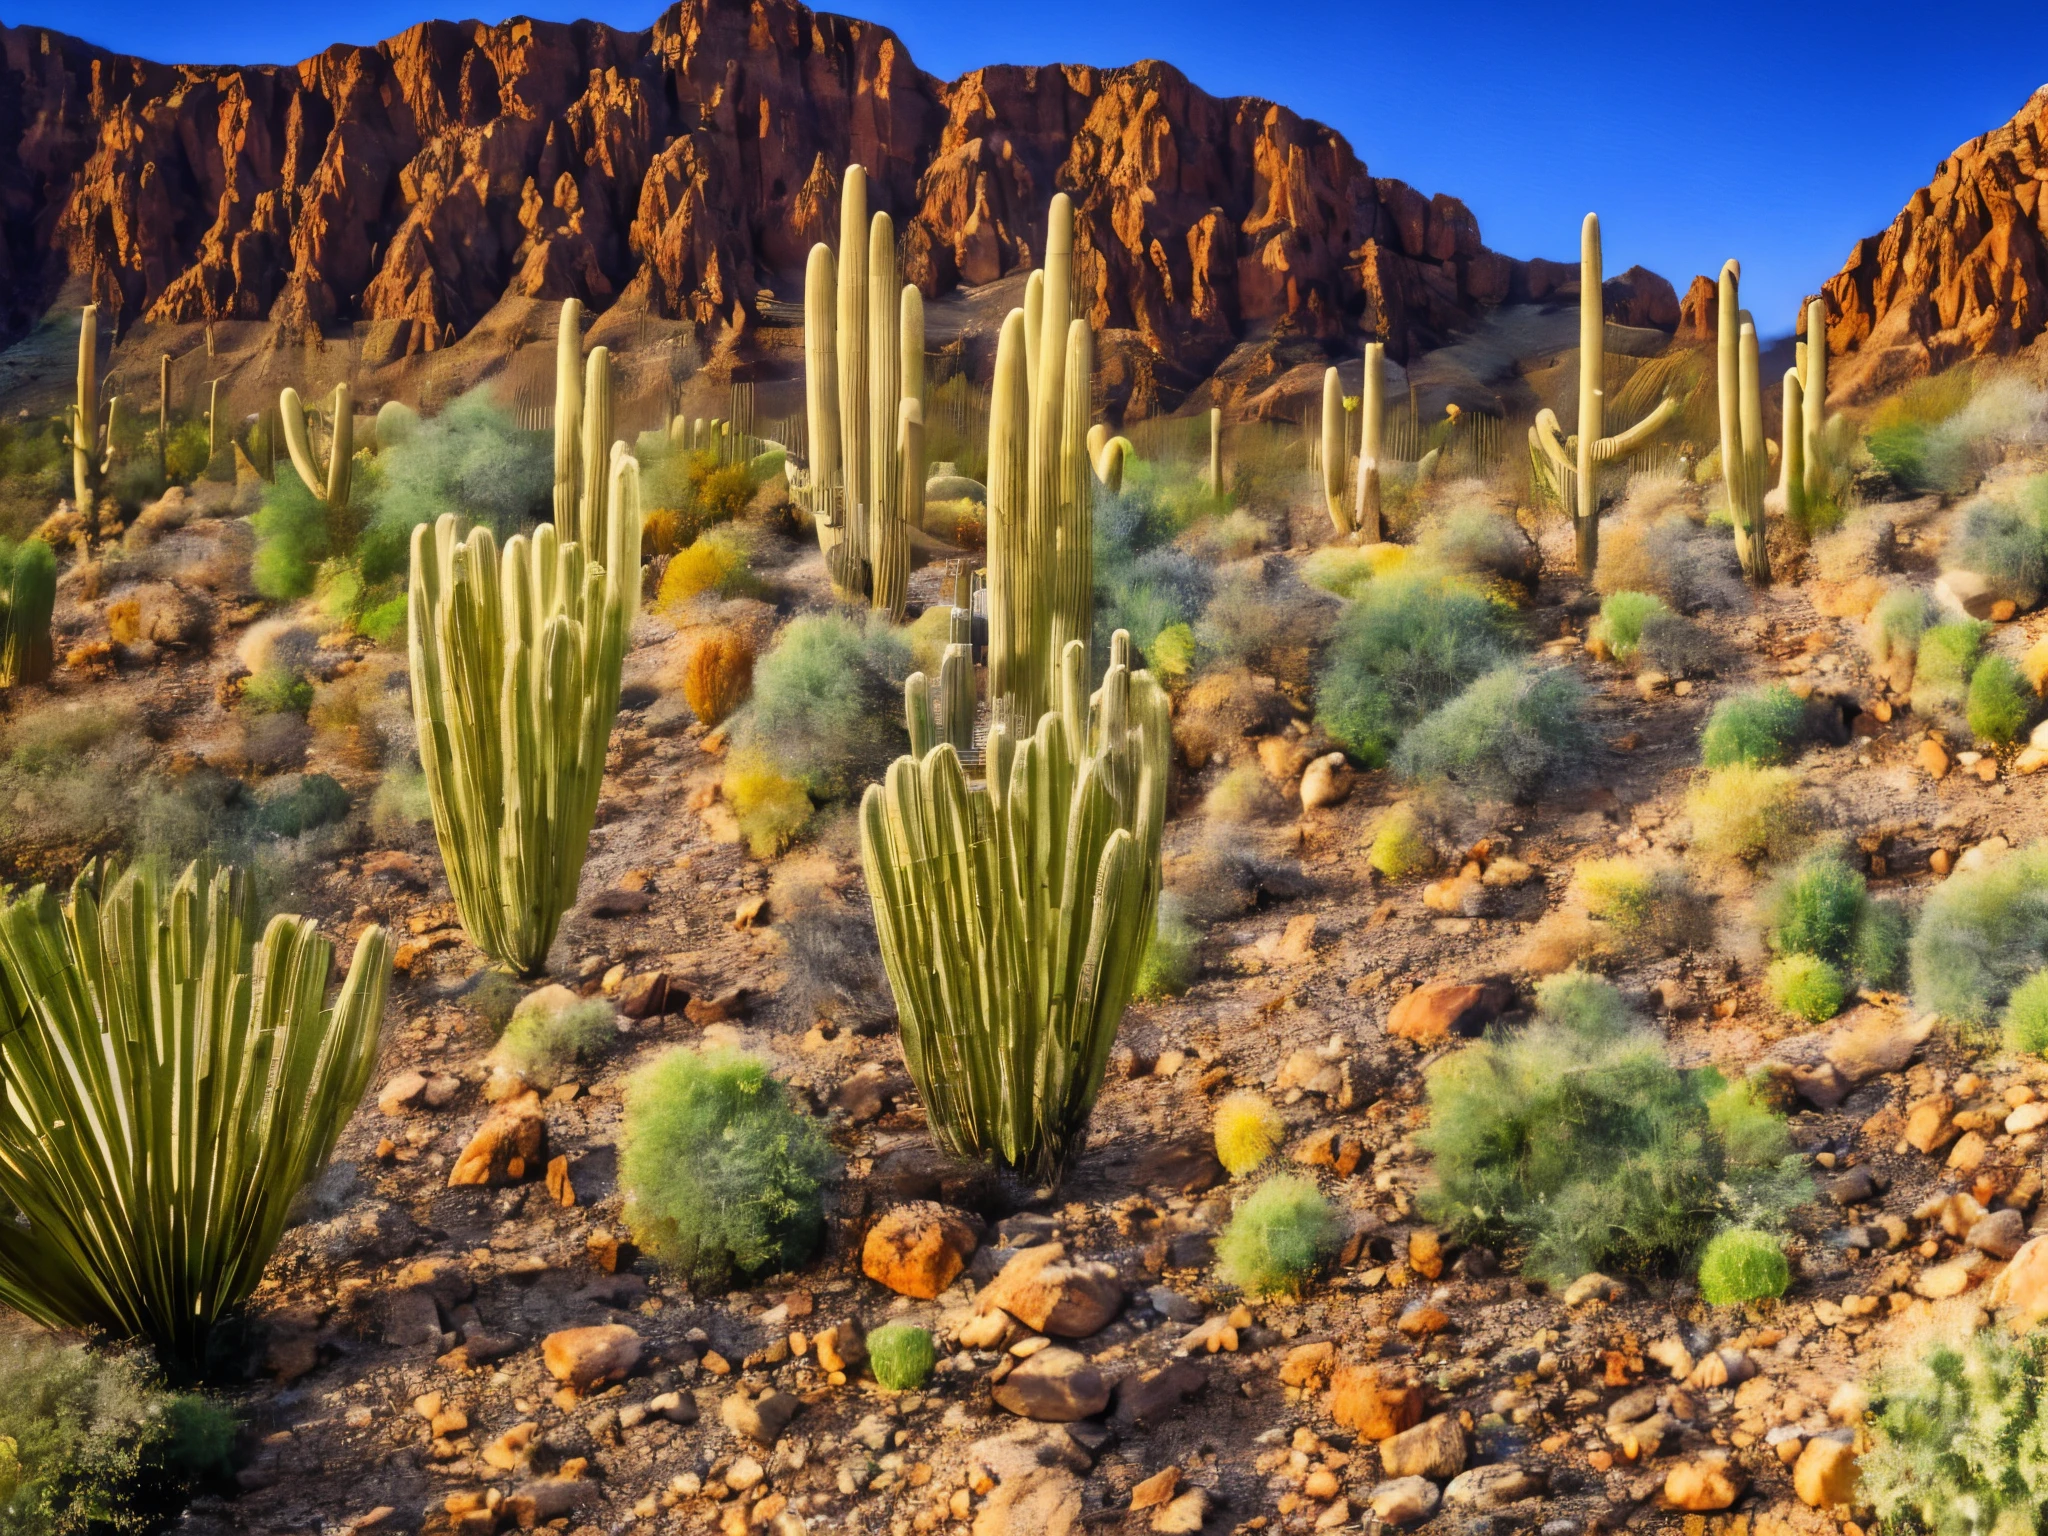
left=553, top=297, right=584, bottom=534
left=1713, top=261, right=1770, bottom=585
left=1780, top=368, right=1807, bottom=527
left=1573, top=212, right=1602, bottom=575
left=278, top=387, right=328, bottom=502
left=905, top=671, right=935, bottom=758
left=805, top=249, right=840, bottom=517
left=1319, top=366, right=1351, bottom=535
left=71, top=306, right=99, bottom=510
left=575, top=345, right=611, bottom=549
left=1716, top=261, right=1744, bottom=507
left=1051, top=317, right=1093, bottom=672
left=327, top=383, right=353, bottom=511
left=836, top=165, right=870, bottom=568
left=1531, top=408, right=1575, bottom=477
left=986, top=309, right=1031, bottom=734
left=1590, top=395, right=1680, bottom=461
left=1802, top=297, right=1828, bottom=505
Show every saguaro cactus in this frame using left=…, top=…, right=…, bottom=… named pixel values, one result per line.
left=408, top=450, right=643, bottom=976
left=800, top=165, right=926, bottom=616
left=1716, top=261, right=1773, bottom=586
left=157, top=352, right=172, bottom=486
left=551, top=298, right=615, bottom=552
left=1319, top=367, right=1351, bottom=535
left=1086, top=423, right=1134, bottom=494
left=0, top=539, right=56, bottom=687
left=1208, top=407, right=1223, bottom=496
left=65, top=306, right=117, bottom=511
left=1780, top=297, right=1831, bottom=527
left=1356, top=342, right=1387, bottom=541
left=279, top=382, right=354, bottom=511
left=1529, top=214, right=1681, bottom=576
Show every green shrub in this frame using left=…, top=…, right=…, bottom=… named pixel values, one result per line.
left=1912, top=842, right=2048, bottom=1027
left=250, top=466, right=334, bottom=601
left=1589, top=591, right=1669, bottom=663
left=163, top=418, right=213, bottom=484
left=0, top=1337, right=235, bottom=1532
left=1862, top=1318, right=2048, bottom=1536
left=355, top=390, right=549, bottom=584
left=1853, top=898, right=1912, bottom=990
left=243, top=668, right=314, bottom=716
left=1634, top=609, right=1721, bottom=678
left=1765, top=853, right=1871, bottom=967
left=1576, top=856, right=1714, bottom=953
left=866, top=1324, right=936, bottom=1390
left=1950, top=489, right=2048, bottom=606
left=1314, top=574, right=1518, bottom=766
left=1417, top=505, right=1536, bottom=587
left=1418, top=972, right=1806, bottom=1285
left=492, top=993, right=616, bottom=1091
left=1867, top=587, right=1937, bottom=678
left=2002, top=971, right=2048, bottom=1054
left=1367, top=802, right=1436, bottom=879
left=1967, top=654, right=2037, bottom=745
left=737, top=614, right=908, bottom=799
left=1203, top=764, right=1281, bottom=823
left=1912, top=620, right=1990, bottom=720
left=1213, top=1174, right=1343, bottom=1298
left=1301, top=543, right=1408, bottom=601
left=1700, top=684, right=1806, bottom=768
left=1685, top=764, right=1812, bottom=865
left=1134, top=897, right=1198, bottom=999
left=253, top=772, right=350, bottom=837
left=1393, top=663, right=1590, bottom=801
left=620, top=1046, right=833, bottom=1289
left=1696, top=1228, right=1790, bottom=1305
left=722, top=750, right=814, bottom=859
left=466, top=969, right=524, bottom=1035
left=1767, top=952, right=1847, bottom=1022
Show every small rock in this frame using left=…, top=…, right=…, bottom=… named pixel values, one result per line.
left=1969, top=1208, right=2027, bottom=1259
left=862, top=1203, right=980, bottom=1299
left=377, top=1072, right=430, bottom=1115
left=1562, top=1272, right=1627, bottom=1306
left=1378, top=1413, right=1467, bottom=1480
left=1150, top=1488, right=1210, bottom=1534
left=1913, top=1260, right=1975, bottom=1299
left=1329, top=1364, right=1426, bottom=1441
left=1130, top=1468, right=1180, bottom=1512
left=541, top=1325, right=641, bottom=1392
left=1443, top=1464, right=1543, bottom=1510
left=1384, top=978, right=1514, bottom=1045
left=1664, top=1453, right=1746, bottom=1512
left=1300, top=752, right=1352, bottom=812
left=991, top=1347, right=1110, bottom=1422
left=1422, top=875, right=1485, bottom=916
left=721, top=1389, right=802, bottom=1444
left=1368, top=1477, right=1440, bottom=1527
left=1919, top=738, right=1952, bottom=780
left=1113, top=1361, right=1206, bottom=1427
left=1905, top=1092, right=1958, bottom=1154
left=977, top=1244, right=1123, bottom=1337
left=1793, top=1435, right=1859, bottom=1509
left=448, top=1091, right=545, bottom=1187
left=1991, top=1234, right=2048, bottom=1324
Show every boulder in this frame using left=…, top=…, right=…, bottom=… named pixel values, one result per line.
left=540, top=1325, right=641, bottom=1392
left=991, top=1348, right=1110, bottom=1421
left=1989, top=1234, right=2048, bottom=1325
left=1384, top=978, right=1513, bottom=1044
left=1328, top=1364, right=1426, bottom=1440
left=1443, top=1464, right=1543, bottom=1509
left=1664, top=1454, right=1745, bottom=1511
left=1300, top=753, right=1352, bottom=811
left=1794, top=1435, right=1859, bottom=1509
left=862, top=1203, right=980, bottom=1299
left=1378, top=1414, right=1466, bottom=1480
left=1368, top=1477, right=1439, bottom=1527
left=978, top=1244, right=1123, bottom=1337
left=448, top=1091, right=545, bottom=1186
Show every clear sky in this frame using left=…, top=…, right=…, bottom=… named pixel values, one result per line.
left=9, top=0, right=2047, bottom=336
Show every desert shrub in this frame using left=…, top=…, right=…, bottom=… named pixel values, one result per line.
left=722, top=750, right=813, bottom=859
left=641, top=446, right=765, bottom=556
left=1768, top=952, right=1847, bottom=1022
left=682, top=628, right=755, bottom=726
left=1765, top=853, right=1876, bottom=968
left=1861, top=1317, right=2048, bottom=1536
left=1686, top=764, right=1812, bottom=865
left=243, top=668, right=314, bottom=717
left=249, top=465, right=332, bottom=600
left=778, top=887, right=891, bottom=1034
left=1968, top=654, right=2037, bottom=745
left=737, top=614, right=907, bottom=798
left=1854, top=899, right=1912, bottom=990
left=1203, top=764, right=1282, bottom=823
left=1700, top=684, right=1806, bottom=768
left=0, top=701, right=151, bottom=878
left=368, top=769, right=433, bottom=842
left=1949, top=487, right=2048, bottom=606
left=1696, top=1228, right=1790, bottom=1305
left=1576, top=856, right=1714, bottom=953
left=1589, top=591, right=1669, bottom=663
left=659, top=528, right=762, bottom=609
left=355, top=390, right=549, bottom=584
left=1147, top=622, right=1197, bottom=683
left=2002, top=971, right=2048, bottom=1054
left=1417, top=504, right=1537, bottom=587
left=1195, top=561, right=1335, bottom=675
left=1204, top=509, right=1271, bottom=560
left=1214, top=1174, right=1343, bottom=1298
left=465, top=970, right=524, bottom=1035
left=1420, top=972, right=1806, bottom=1284
left=162, top=418, right=213, bottom=484
left=1596, top=510, right=1747, bottom=612
left=1134, top=896, right=1199, bottom=999
left=867, top=1325, right=935, bottom=1391
left=620, top=1046, right=833, bottom=1289
left=1301, top=542, right=1409, bottom=601
left=1912, top=620, right=1989, bottom=720
left=0, top=1338, right=235, bottom=1532
left=1867, top=587, right=1938, bottom=680
left=1214, top=1092, right=1285, bottom=1177
left=252, top=772, right=350, bottom=837
left=1367, top=801, right=1438, bottom=879
left=1393, top=663, right=1590, bottom=801
left=1316, top=574, right=1519, bottom=765
left=1911, top=841, right=2048, bottom=1027
left=493, top=993, right=615, bottom=1091
left=1634, top=609, right=1721, bottom=677
left=1099, top=546, right=1213, bottom=681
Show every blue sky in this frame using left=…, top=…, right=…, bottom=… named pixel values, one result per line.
left=12, top=0, right=2047, bottom=335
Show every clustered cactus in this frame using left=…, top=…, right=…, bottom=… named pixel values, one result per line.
left=1715, top=261, right=1774, bottom=585
left=279, top=380, right=354, bottom=512
left=802, top=164, right=926, bottom=619
left=1530, top=214, right=1680, bottom=575
left=0, top=538, right=56, bottom=688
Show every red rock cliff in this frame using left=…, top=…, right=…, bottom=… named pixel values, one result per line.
left=1, top=0, right=1548, bottom=391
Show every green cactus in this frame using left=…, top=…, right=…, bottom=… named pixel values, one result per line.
left=1529, top=214, right=1681, bottom=576
left=0, top=538, right=56, bottom=688
left=407, top=450, right=642, bottom=977
left=207, top=378, right=222, bottom=467
left=279, top=381, right=354, bottom=510
left=1357, top=342, right=1386, bottom=541
left=157, top=351, right=172, bottom=486
left=1780, top=297, right=1830, bottom=525
left=1208, top=406, right=1222, bottom=496
left=64, top=305, right=118, bottom=512
left=1716, top=261, right=1774, bottom=585
left=1086, top=423, right=1133, bottom=494
left=551, top=297, right=614, bottom=552
left=800, top=165, right=925, bottom=618
left=0, top=857, right=392, bottom=1365
left=862, top=629, right=1169, bottom=1182
left=1319, top=366, right=1351, bottom=535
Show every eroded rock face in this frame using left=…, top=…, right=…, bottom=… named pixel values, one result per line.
left=3, top=0, right=1535, bottom=395
left=1820, top=85, right=2048, bottom=400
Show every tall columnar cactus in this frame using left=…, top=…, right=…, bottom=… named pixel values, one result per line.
left=0, top=858, right=392, bottom=1365
left=799, top=165, right=926, bottom=616
left=1716, top=261, right=1774, bottom=585
left=207, top=378, right=222, bottom=466
left=1357, top=342, right=1386, bottom=540
left=279, top=381, right=354, bottom=511
left=157, top=352, right=172, bottom=486
left=862, top=630, right=1169, bottom=1182
left=551, top=298, right=614, bottom=552
left=1529, top=214, right=1681, bottom=576
left=65, top=305, right=117, bottom=511
left=1319, top=367, right=1351, bottom=535
left=0, top=538, right=56, bottom=688
left=1781, top=296, right=1831, bottom=523
left=1208, top=407, right=1223, bottom=496
left=408, top=450, right=643, bottom=977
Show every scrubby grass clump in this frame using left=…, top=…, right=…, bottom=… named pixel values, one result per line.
left=1314, top=574, right=1518, bottom=766
left=1967, top=654, right=2037, bottom=745
left=722, top=752, right=813, bottom=859
left=1589, top=591, right=1669, bottom=663
left=1764, top=852, right=1909, bottom=989
left=1134, top=897, right=1199, bottom=999
left=1912, top=621, right=1989, bottom=720
left=621, top=1046, right=833, bottom=1289
left=2003, top=971, right=2048, bottom=1054
left=1949, top=481, right=2048, bottom=606
left=1696, top=1228, right=1790, bottom=1306
left=659, top=528, right=762, bottom=609
left=737, top=614, right=908, bottom=801
left=1767, top=952, right=1848, bottom=1022
left=0, top=1338, right=236, bottom=1532
left=1301, top=542, right=1409, bottom=600
left=1214, top=1092, right=1286, bottom=1177
left=1416, top=504, right=1537, bottom=589
left=1862, top=1318, right=2048, bottom=1536
left=1911, top=841, right=2048, bottom=1028
left=1367, top=801, right=1438, bottom=879
left=1576, top=856, right=1714, bottom=953
left=681, top=627, right=755, bottom=727
left=866, top=1324, right=936, bottom=1390
left=1685, top=765, right=1812, bottom=866
left=1214, top=1175, right=1344, bottom=1298
left=1700, top=684, right=1806, bottom=768
left=492, top=992, right=616, bottom=1090
left=1393, top=663, right=1590, bottom=801
left=1418, top=972, right=1806, bottom=1285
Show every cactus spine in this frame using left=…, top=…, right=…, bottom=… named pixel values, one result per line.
left=279, top=382, right=354, bottom=510
left=0, top=539, right=56, bottom=688
left=549, top=299, right=614, bottom=552
left=1319, top=367, right=1351, bottom=535
left=800, top=165, right=926, bottom=615
left=1356, top=341, right=1386, bottom=540
left=407, top=451, right=642, bottom=977
left=1529, top=214, right=1681, bottom=576
left=1716, top=261, right=1773, bottom=586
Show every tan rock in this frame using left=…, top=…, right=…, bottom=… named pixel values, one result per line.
left=448, top=1090, right=545, bottom=1186
left=1299, top=752, right=1352, bottom=812
left=1793, top=1436, right=1859, bottom=1508
left=862, top=1203, right=979, bottom=1300
left=1913, top=1260, right=1975, bottom=1299
left=1279, top=1340, right=1336, bottom=1389
left=1990, top=1234, right=2048, bottom=1326
left=1422, top=874, right=1485, bottom=916
left=1905, top=1092, right=1958, bottom=1154
left=1664, top=1453, right=1745, bottom=1512
left=1919, top=738, right=1951, bottom=779
left=990, top=1347, right=1110, bottom=1421
left=1368, top=1477, right=1439, bottom=1526
left=1329, top=1364, right=1427, bottom=1440
left=1949, top=1130, right=1990, bottom=1171
left=1129, top=1468, right=1180, bottom=1512
left=1378, top=1413, right=1467, bottom=1480
left=1150, top=1488, right=1210, bottom=1534
left=1384, top=978, right=1513, bottom=1044
left=541, top=1325, right=642, bottom=1392
left=977, top=1245, right=1123, bottom=1337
